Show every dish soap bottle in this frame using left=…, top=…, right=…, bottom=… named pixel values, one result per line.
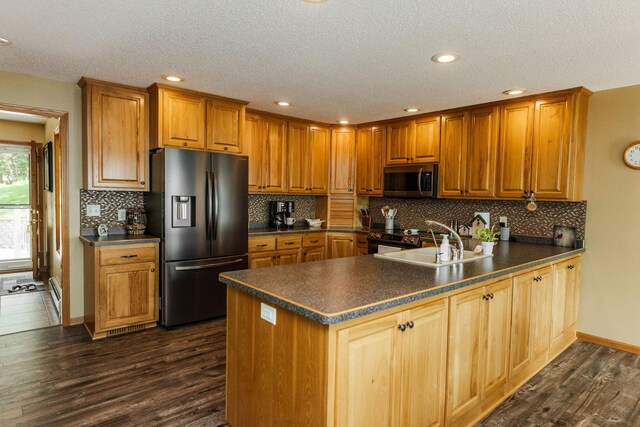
left=440, top=234, right=450, bottom=262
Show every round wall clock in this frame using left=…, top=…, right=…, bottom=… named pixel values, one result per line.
left=623, top=141, right=640, bottom=169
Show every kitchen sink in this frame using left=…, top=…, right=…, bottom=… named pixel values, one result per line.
left=374, top=246, right=493, bottom=267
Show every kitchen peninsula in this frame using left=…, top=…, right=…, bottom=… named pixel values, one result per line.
left=221, top=241, right=584, bottom=427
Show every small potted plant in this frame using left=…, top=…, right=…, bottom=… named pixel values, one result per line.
left=476, top=225, right=500, bottom=255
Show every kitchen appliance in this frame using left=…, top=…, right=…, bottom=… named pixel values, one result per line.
left=368, top=230, right=422, bottom=254
left=383, top=164, right=438, bottom=198
left=269, top=201, right=295, bottom=229
left=146, top=148, right=249, bottom=327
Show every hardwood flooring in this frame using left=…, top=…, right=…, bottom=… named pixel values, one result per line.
left=0, top=321, right=638, bottom=427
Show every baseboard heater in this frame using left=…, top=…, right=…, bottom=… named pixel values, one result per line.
left=48, top=277, right=62, bottom=321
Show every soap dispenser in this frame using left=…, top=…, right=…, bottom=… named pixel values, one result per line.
left=440, top=234, right=450, bottom=262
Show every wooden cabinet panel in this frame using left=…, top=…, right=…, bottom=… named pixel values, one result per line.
left=331, top=127, right=356, bottom=194
left=248, top=236, right=276, bottom=252
left=530, top=267, right=553, bottom=361
left=244, top=114, right=264, bottom=193
left=413, top=115, right=441, bottom=163
left=439, top=112, right=468, bottom=197
left=482, top=279, right=512, bottom=397
left=276, top=235, right=302, bottom=250
left=328, top=234, right=355, bottom=259
left=248, top=251, right=276, bottom=269
left=263, top=117, right=287, bottom=193
left=509, top=271, right=533, bottom=378
left=551, top=258, right=581, bottom=354
left=335, top=312, right=404, bottom=427
left=287, top=121, right=309, bottom=193
left=302, top=234, right=325, bottom=247
left=277, top=248, right=301, bottom=265
left=99, top=244, right=157, bottom=266
left=497, top=101, right=534, bottom=198
left=206, top=99, right=244, bottom=153
left=309, top=126, right=330, bottom=194
left=386, top=121, right=412, bottom=165
left=466, top=106, right=499, bottom=197
left=302, top=246, right=326, bottom=263
left=328, top=197, right=356, bottom=228
left=81, top=79, right=148, bottom=191
left=357, top=126, right=386, bottom=195
left=162, top=90, right=206, bottom=149
left=531, top=96, right=573, bottom=199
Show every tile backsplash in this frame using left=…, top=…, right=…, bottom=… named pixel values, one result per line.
left=368, top=198, right=587, bottom=239
left=249, top=194, right=316, bottom=225
left=80, top=190, right=145, bottom=233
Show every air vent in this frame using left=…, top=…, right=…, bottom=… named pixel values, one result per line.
left=106, top=324, right=146, bottom=337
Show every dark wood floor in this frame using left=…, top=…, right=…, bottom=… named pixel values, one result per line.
left=1, top=321, right=638, bottom=427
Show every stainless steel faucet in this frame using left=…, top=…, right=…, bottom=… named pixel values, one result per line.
left=425, top=220, right=465, bottom=260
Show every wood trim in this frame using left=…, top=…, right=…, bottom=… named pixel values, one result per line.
left=246, top=108, right=332, bottom=127
left=576, top=332, right=640, bottom=355
left=78, top=77, right=147, bottom=94
left=69, top=316, right=84, bottom=326
left=147, top=82, right=249, bottom=105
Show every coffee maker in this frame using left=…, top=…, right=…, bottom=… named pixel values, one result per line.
left=269, top=201, right=295, bottom=229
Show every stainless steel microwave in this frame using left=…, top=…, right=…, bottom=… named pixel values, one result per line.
left=383, top=164, right=438, bottom=198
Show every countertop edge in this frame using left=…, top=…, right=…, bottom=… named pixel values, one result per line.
left=79, top=235, right=161, bottom=246
left=220, top=247, right=585, bottom=325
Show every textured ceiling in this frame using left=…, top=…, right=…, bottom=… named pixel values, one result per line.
left=1, top=1, right=639, bottom=123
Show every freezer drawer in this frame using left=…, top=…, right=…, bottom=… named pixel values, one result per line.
left=162, top=255, right=248, bottom=327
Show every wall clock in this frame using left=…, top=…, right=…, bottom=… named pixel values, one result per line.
left=623, top=141, right=640, bottom=169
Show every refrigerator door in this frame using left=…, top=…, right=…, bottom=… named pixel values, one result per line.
left=162, top=255, right=248, bottom=326
left=209, top=154, right=249, bottom=257
left=163, top=149, right=211, bottom=261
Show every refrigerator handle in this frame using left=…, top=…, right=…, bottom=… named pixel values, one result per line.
left=212, top=171, right=219, bottom=240
left=206, top=171, right=213, bottom=240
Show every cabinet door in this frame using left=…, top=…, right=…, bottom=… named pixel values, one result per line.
left=262, top=117, right=287, bottom=193
left=89, top=84, right=148, bottom=190
left=439, top=112, right=468, bottom=197
left=335, top=312, right=404, bottom=427
left=551, top=258, right=580, bottom=353
left=309, top=125, right=330, bottom=194
left=370, top=126, right=386, bottom=195
left=530, top=267, right=553, bottom=361
left=531, top=96, right=573, bottom=199
left=248, top=251, right=276, bottom=269
left=206, top=99, right=244, bottom=153
left=287, top=121, right=309, bottom=193
left=413, top=115, right=441, bottom=163
left=509, top=272, right=534, bottom=378
left=328, top=234, right=355, bottom=259
left=97, top=262, right=157, bottom=331
left=356, top=127, right=372, bottom=194
left=386, top=121, right=412, bottom=165
left=330, top=127, right=356, bottom=194
left=497, top=101, right=534, bottom=198
left=302, top=246, right=326, bottom=263
left=162, top=90, right=206, bottom=149
left=401, top=300, right=448, bottom=427
left=482, top=279, right=512, bottom=397
left=446, top=286, right=485, bottom=423
left=466, top=106, right=499, bottom=198
left=276, top=248, right=301, bottom=265
left=245, top=114, right=264, bottom=193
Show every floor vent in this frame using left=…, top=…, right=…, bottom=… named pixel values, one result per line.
left=106, top=324, right=145, bottom=337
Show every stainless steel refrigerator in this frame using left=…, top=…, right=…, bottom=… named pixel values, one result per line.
left=146, top=148, right=248, bottom=327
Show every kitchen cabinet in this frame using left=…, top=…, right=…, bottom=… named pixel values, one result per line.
left=335, top=299, right=448, bottom=427
left=438, top=112, right=469, bottom=197
left=248, top=235, right=302, bottom=268
left=446, top=278, right=511, bottom=425
left=83, top=242, right=159, bottom=340
left=355, top=234, right=368, bottom=256
left=386, top=116, right=440, bottom=165
left=466, top=106, right=499, bottom=197
left=497, top=101, right=534, bottom=198
left=79, top=78, right=149, bottom=191
left=302, top=233, right=326, bottom=262
left=550, top=257, right=581, bottom=355
left=327, top=233, right=356, bottom=258
left=206, top=98, right=244, bottom=153
left=245, top=113, right=287, bottom=193
left=330, top=127, right=356, bottom=194
left=386, top=120, right=413, bottom=165
left=356, top=125, right=385, bottom=195
left=287, top=122, right=330, bottom=194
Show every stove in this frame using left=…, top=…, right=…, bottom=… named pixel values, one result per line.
left=367, top=230, right=422, bottom=254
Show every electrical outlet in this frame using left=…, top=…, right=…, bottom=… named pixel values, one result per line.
left=86, top=204, right=101, bottom=217
left=260, top=303, right=276, bottom=325
left=499, top=216, right=508, bottom=225
left=118, top=209, right=127, bottom=221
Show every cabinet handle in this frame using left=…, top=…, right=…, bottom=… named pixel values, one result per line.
left=150, top=268, right=155, bottom=272
left=406, top=321, right=414, bottom=329
left=121, top=254, right=138, bottom=259
left=257, top=244, right=268, bottom=248
left=489, top=293, right=494, bottom=299
left=483, top=294, right=491, bottom=301
left=284, top=242, right=295, bottom=245
left=310, top=240, right=319, bottom=243
left=568, top=265, right=575, bottom=270
left=398, top=324, right=406, bottom=332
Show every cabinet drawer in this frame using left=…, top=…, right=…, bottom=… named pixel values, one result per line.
left=356, top=235, right=368, bottom=247
left=99, top=244, right=157, bottom=266
left=303, top=234, right=325, bottom=247
left=277, top=235, right=302, bottom=250
left=248, top=236, right=276, bottom=252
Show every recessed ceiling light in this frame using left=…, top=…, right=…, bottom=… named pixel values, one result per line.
left=338, top=120, right=349, bottom=125
left=404, top=108, right=421, bottom=113
left=503, top=88, right=526, bottom=95
left=275, top=101, right=291, bottom=107
left=431, top=52, right=458, bottom=63
left=161, top=75, right=184, bottom=82
left=0, top=37, right=12, bottom=46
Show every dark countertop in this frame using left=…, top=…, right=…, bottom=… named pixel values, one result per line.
left=220, top=242, right=585, bottom=325
left=249, top=226, right=369, bottom=236
left=79, top=234, right=160, bottom=246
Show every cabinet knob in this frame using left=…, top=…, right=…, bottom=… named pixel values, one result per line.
left=150, top=268, right=155, bottom=272
left=483, top=294, right=491, bottom=300
left=489, top=293, right=494, bottom=299
left=398, top=324, right=406, bottom=332
left=568, top=265, right=575, bottom=270
left=183, top=142, right=188, bottom=147
left=406, top=321, right=414, bottom=329
left=140, top=181, right=145, bottom=185
left=224, top=147, right=229, bottom=151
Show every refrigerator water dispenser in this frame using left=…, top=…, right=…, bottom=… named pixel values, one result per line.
left=172, top=196, right=195, bottom=227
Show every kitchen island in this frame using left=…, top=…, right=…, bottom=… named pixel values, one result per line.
left=220, top=242, right=584, bottom=427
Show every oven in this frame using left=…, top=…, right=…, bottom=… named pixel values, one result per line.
left=367, top=231, right=422, bottom=254
left=383, top=164, right=438, bottom=198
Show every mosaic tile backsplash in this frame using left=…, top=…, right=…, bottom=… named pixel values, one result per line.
left=249, top=194, right=316, bottom=224
left=368, top=198, right=587, bottom=240
left=80, top=190, right=145, bottom=233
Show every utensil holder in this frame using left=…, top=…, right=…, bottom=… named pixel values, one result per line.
left=385, top=218, right=394, bottom=231
left=500, top=227, right=510, bottom=241
left=361, top=215, right=371, bottom=229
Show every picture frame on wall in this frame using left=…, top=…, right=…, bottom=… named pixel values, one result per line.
left=43, top=141, right=53, bottom=192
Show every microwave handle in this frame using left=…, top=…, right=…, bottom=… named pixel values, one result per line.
left=417, top=168, right=423, bottom=196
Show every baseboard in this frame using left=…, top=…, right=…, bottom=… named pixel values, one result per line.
left=577, top=332, right=640, bottom=355
left=68, top=316, right=84, bottom=326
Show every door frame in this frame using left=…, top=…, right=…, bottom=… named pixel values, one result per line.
left=0, top=102, right=70, bottom=326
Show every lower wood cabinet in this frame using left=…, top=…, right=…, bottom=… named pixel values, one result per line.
left=550, top=257, right=581, bottom=355
left=83, top=242, right=159, bottom=340
left=248, top=235, right=302, bottom=268
left=302, top=233, right=326, bottom=262
left=327, top=233, right=356, bottom=259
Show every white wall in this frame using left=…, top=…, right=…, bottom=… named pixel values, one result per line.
left=580, top=84, right=640, bottom=346
left=0, top=70, right=83, bottom=319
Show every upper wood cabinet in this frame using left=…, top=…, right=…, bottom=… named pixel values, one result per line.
left=148, top=84, right=246, bottom=153
left=287, top=122, right=329, bottom=194
left=356, top=126, right=385, bottom=195
left=79, top=78, right=149, bottom=191
left=330, top=127, right=356, bottom=194
left=245, top=113, right=286, bottom=193
left=386, top=116, right=440, bottom=165
left=386, top=120, right=413, bottom=165
left=439, top=112, right=469, bottom=197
